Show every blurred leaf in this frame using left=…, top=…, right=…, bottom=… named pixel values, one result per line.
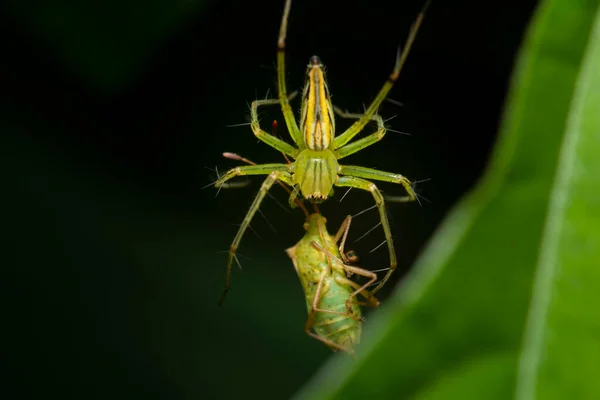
left=294, top=0, right=600, bottom=399
left=6, top=0, right=207, bottom=91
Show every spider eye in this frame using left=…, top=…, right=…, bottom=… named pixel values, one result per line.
left=308, top=193, right=327, bottom=203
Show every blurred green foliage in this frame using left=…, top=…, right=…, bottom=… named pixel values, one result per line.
left=295, top=0, right=600, bottom=399
left=5, top=0, right=206, bottom=91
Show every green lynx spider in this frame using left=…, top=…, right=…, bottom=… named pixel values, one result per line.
left=216, top=0, right=430, bottom=304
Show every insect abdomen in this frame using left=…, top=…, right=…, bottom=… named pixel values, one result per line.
left=312, top=276, right=362, bottom=350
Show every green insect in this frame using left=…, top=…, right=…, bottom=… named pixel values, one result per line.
left=220, top=150, right=379, bottom=353
left=286, top=212, right=380, bottom=354
left=216, top=0, right=430, bottom=304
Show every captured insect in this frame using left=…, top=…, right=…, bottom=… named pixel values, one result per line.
left=216, top=0, right=430, bottom=304
left=287, top=212, right=380, bottom=354
left=221, top=149, right=379, bottom=353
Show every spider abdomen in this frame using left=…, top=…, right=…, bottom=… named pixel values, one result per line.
left=300, top=56, right=336, bottom=151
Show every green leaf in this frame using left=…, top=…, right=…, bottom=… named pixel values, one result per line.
left=294, top=0, right=600, bottom=399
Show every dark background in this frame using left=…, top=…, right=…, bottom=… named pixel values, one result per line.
left=2, top=0, right=537, bottom=398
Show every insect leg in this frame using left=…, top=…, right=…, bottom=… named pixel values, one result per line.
left=332, top=215, right=354, bottom=264
left=335, top=176, right=400, bottom=293
left=218, top=170, right=294, bottom=305
left=332, top=1, right=430, bottom=150
left=335, top=266, right=380, bottom=312
left=305, top=270, right=355, bottom=354
left=335, top=275, right=379, bottom=309
left=277, top=0, right=303, bottom=147
left=330, top=217, right=363, bottom=272
left=309, top=241, right=364, bottom=322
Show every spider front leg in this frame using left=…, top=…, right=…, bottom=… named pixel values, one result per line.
left=220, top=151, right=309, bottom=216
left=216, top=165, right=293, bottom=305
left=332, top=107, right=387, bottom=159
left=335, top=171, right=414, bottom=294
left=215, top=163, right=289, bottom=188
left=339, top=165, right=416, bottom=202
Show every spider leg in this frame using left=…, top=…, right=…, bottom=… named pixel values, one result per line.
left=339, top=165, right=416, bottom=203
left=332, top=1, right=430, bottom=150
left=333, top=108, right=387, bottom=159
left=251, top=97, right=300, bottom=157
left=220, top=152, right=309, bottom=216
left=277, top=0, right=304, bottom=147
left=335, top=173, right=413, bottom=293
left=217, top=168, right=294, bottom=305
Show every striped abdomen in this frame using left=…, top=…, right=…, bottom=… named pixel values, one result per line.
left=300, top=55, right=335, bottom=151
